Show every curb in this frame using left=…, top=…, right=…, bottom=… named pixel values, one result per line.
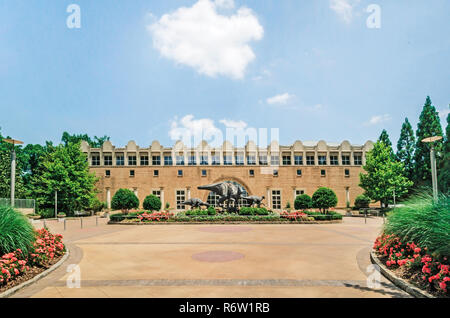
left=370, top=251, right=435, bottom=298
left=108, top=220, right=343, bottom=225
left=0, top=249, right=70, bottom=298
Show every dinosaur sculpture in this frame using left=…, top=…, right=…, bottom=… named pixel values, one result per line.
left=243, top=195, right=265, bottom=208
left=182, top=198, right=210, bottom=209
left=198, top=182, right=244, bottom=210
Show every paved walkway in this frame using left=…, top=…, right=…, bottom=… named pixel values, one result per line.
left=12, top=217, right=410, bottom=298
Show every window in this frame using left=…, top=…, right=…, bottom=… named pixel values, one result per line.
left=200, top=154, right=208, bottom=165
left=201, top=169, right=207, bottom=177
left=295, top=190, right=304, bottom=197
left=294, top=155, right=303, bottom=165
left=273, top=169, right=279, bottom=177
left=152, top=156, right=161, bottom=166
left=92, top=155, right=100, bottom=166
left=212, top=155, right=220, bottom=165
left=130, top=170, right=135, bottom=177
left=128, top=156, right=137, bottom=166
left=116, top=155, right=124, bottom=166
left=223, top=155, right=232, bottom=165
left=282, top=156, right=291, bottom=166
left=330, top=155, right=339, bottom=165
left=345, top=169, right=350, bottom=177
left=188, top=155, right=196, bottom=166
left=247, top=155, right=256, bottom=165
left=154, top=170, right=159, bottom=177
left=297, top=169, right=302, bottom=176
left=105, top=170, right=111, bottom=177
left=140, top=155, right=149, bottom=166
left=272, top=190, right=281, bottom=210
left=342, top=155, right=351, bottom=165
left=249, top=169, right=255, bottom=177
left=259, top=155, right=268, bottom=165
left=176, top=155, right=185, bottom=166
left=306, top=156, right=315, bottom=165
left=164, top=156, right=173, bottom=166
left=176, top=190, right=186, bottom=210
left=354, top=155, right=362, bottom=165
left=318, top=155, right=327, bottom=165
left=104, top=155, right=112, bottom=166
left=152, top=190, right=161, bottom=200
left=177, top=170, right=183, bottom=177
left=321, top=169, right=326, bottom=177
left=270, top=155, right=280, bottom=166
left=235, top=155, right=244, bottom=166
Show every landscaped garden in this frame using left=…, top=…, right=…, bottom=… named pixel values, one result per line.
left=372, top=194, right=449, bottom=298
left=0, top=205, right=65, bottom=293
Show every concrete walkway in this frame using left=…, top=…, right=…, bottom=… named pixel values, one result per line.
left=12, top=217, right=410, bottom=298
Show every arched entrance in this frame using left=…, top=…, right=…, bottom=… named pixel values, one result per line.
left=205, top=181, right=249, bottom=208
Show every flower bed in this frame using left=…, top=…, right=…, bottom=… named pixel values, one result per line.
left=373, top=233, right=449, bottom=297
left=0, top=228, right=65, bottom=293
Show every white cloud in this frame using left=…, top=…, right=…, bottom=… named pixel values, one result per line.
left=148, top=0, right=264, bottom=79
left=266, top=93, right=295, bottom=105
left=169, top=115, right=222, bottom=146
left=364, top=114, right=392, bottom=126
left=219, top=119, right=248, bottom=129
left=329, top=0, right=360, bottom=24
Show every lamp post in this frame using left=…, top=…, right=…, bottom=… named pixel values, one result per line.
left=421, top=136, right=443, bottom=201
left=2, top=138, right=24, bottom=207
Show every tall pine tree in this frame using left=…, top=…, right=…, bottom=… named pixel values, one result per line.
left=378, top=129, right=394, bottom=159
left=438, top=106, right=449, bottom=193
left=396, top=118, right=415, bottom=180
left=414, top=96, right=443, bottom=185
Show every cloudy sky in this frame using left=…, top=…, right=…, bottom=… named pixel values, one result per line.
left=0, top=0, right=449, bottom=147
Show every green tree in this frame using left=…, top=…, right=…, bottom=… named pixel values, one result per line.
left=312, top=188, right=337, bottom=213
left=360, top=141, right=413, bottom=208
left=354, top=194, right=371, bottom=209
left=396, top=118, right=416, bottom=180
left=378, top=129, right=394, bottom=159
left=33, top=142, right=98, bottom=215
left=414, top=96, right=443, bottom=184
left=111, top=189, right=139, bottom=213
left=294, top=194, right=312, bottom=210
left=61, top=132, right=110, bottom=148
left=0, top=129, right=26, bottom=199
left=143, top=194, right=162, bottom=211
left=438, top=106, right=449, bottom=193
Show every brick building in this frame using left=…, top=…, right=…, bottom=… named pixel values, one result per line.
left=81, top=139, right=374, bottom=211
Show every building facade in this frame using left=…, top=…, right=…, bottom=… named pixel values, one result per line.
left=81, top=139, right=374, bottom=211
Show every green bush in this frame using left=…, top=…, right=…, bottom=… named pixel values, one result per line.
left=143, top=194, right=162, bottom=211
left=185, top=209, right=208, bottom=216
left=294, top=194, right=312, bottom=210
left=384, top=194, right=450, bottom=256
left=111, top=189, right=139, bottom=212
left=207, top=206, right=216, bottom=215
left=89, top=197, right=106, bottom=212
left=38, top=208, right=55, bottom=219
left=312, top=187, right=338, bottom=213
left=0, top=205, right=36, bottom=256
left=354, top=194, right=371, bottom=209
left=239, top=207, right=269, bottom=216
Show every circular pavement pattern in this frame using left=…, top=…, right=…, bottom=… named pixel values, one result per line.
left=192, top=251, right=245, bottom=263
left=198, top=226, right=253, bottom=233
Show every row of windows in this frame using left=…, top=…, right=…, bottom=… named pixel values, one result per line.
left=92, top=154, right=363, bottom=167
left=104, top=168, right=352, bottom=178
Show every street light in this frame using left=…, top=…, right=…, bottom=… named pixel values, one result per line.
left=421, top=136, right=443, bottom=201
left=2, top=138, right=24, bottom=207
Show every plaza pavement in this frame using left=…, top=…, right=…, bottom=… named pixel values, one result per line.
left=11, top=216, right=410, bottom=298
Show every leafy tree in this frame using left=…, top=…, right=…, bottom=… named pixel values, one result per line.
left=438, top=107, right=449, bottom=194
left=61, top=132, right=110, bottom=148
left=111, top=189, right=139, bottom=213
left=354, top=194, right=371, bottom=209
left=414, top=96, right=443, bottom=184
left=143, top=194, right=162, bottom=211
left=360, top=141, right=413, bottom=208
left=0, top=129, right=26, bottom=199
left=312, top=188, right=337, bottom=213
left=294, top=194, right=312, bottom=210
left=378, top=129, right=394, bottom=159
left=396, top=118, right=416, bottom=180
left=32, top=142, right=98, bottom=215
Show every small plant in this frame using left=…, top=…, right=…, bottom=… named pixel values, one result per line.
left=143, top=194, right=162, bottom=211
left=294, top=194, right=312, bottom=210
left=57, top=212, right=66, bottom=218
left=207, top=206, right=216, bottom=215
left=111, top=189, right=139, bottom=213
left=354, top=194, right=371, bottom=209
left=312, top=187, right=338, bottom=213
left=285, top=202, right=291, bottom=209
left=0, top=205, right=36, bottom=256
left=165, top=202, right=170, bottom=210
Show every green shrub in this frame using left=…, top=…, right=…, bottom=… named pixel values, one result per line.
left=312, top=187, right=338, bottom=213
left=355, top=194, right=371, bottom=209
left=294, top=194, right=312, bottom=210
left=0, top=205, right=36, bottom=256
left=238, top=207, right=269, bottom=216
left=254, top=208, right=269, bottom=215
left=207, top=206, right=216, bottom=215
left=89, top=197, right=106, bottom=212
left=384, top=194, right=450, bottom=256
left=111, top=189, right=139, bottom=212
left=185, top=209, right=208, bottom=216
left=143, top=194, right=162, bottom=211
left=38, top=208, right=55, bottom=219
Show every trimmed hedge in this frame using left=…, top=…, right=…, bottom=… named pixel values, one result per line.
left=111, top=189, right=139, bottom=212
left=143, top=195, right=162, bottom=211
left=294, top=194, right=312, bottom=210
left=312, top=187, right=338, bottom=213
left=238, top=207, right=270, bottom=216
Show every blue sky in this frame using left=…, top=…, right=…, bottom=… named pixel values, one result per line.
left=0, top=0, right=449, bottom=148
